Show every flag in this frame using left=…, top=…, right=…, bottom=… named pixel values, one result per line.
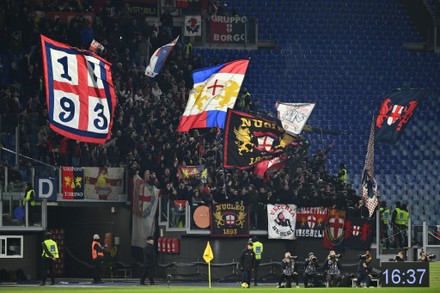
left=267, top=204, right=297, bottom=239
left=375, top=88, right=426, bottom=143
left=223, top=109, right=298, bottom=169
left=89, top=39, right=105, bottom=54
left=177, top=165, right=208, bottom=183
left=83, top=167, right=124, bottom=201
left=361, top=116, right=379, bottom=218
left=61, top=166, right=84, bottom=199
left=253, top=155, right=287, bottom=182
left=145, top=36, right=179, bottom=78
left=41, top=35, right=116, bottom=144
left=211, top=202, right=249, bottom=237
left=323, top=208, right=346, bottom=249
left=295, top=207, right=328, bottom=238
left=203, top=241, right=214, bottom=263
left=276, top=102, right=315, bottom=135
left=185, top=15, right=202, bottom=36
left=344, top=217, right=374, bottom=250
left=177, top=60, right=249, bottom=132
left=131, top=174, right=159, bottom=248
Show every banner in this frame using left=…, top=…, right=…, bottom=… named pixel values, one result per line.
left=176, top=165, right=207, bottom=182
left=124, top=0, right=158, bottom=16
left=211, top=202, right=249, bottom=237
left=295, top=207, right=328, bottom=238
left=276, top=102, right=315, bottom=135
left=209, top=16, right=256, bottom=44
left=267, top=204, right=297, bottom=239
left=184, top=15, right=202, bottom=36
left=62, top=166, right=84, bottom=199
left=84, top=167, right=124, bottom=201
left=323, top=208, right=346, bottom=249
left=41, top=35, right=116, bottom=144
left=131, top=174, right=160, bottom=248
left=344, top=217, right=374, bottom=250
left=223, top=109, right=297, bottom=168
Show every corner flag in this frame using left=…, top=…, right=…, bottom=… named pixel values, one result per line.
left=203, top=241, right=214, bottom=263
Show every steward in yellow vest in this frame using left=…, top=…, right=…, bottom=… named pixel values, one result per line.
left=41, top=232, right=59, bottom=285
left=252, top=236, right=263, bottom=286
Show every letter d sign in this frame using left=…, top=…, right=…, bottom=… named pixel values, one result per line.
left=37, top=177, right=57, bottom=201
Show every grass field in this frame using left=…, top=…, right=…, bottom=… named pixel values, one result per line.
left=0, top=286, right=439, bottom=293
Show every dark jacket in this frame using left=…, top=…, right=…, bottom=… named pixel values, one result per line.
left=239, top=248, right=255, bottom=271
left=143, top=242, right=157, bottom=268
left=323, top=258, right=342, bottom=275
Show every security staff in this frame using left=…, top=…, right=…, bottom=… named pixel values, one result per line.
left=240, top=88, right=252, bottom=111
left=23, top=181, right=36, bottom=226
left=379, top=201, right=390, bottom=249
left=337, top=163, right=347, bottom=184
left=392, top=201, right=407, bottom=248
left=252, top=236, right=263, bottom=286
left=41, top=232, right=59, bottom=286
left=91, top=234, right=105, bottom=284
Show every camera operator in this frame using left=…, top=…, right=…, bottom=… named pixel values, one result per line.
left=393, top=250, right=405, bottom=262
left=277, top=252, right=299, bottom=288
left=356, top=250, right=372, bottom=288
left=303, top=252, right=318, bottom=287
left=323, top=250, right=343, bottom=287
left=418, top=251, right=436, bottom=262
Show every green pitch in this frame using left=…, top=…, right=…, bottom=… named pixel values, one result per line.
left=0, top=286, right=439, bottom=293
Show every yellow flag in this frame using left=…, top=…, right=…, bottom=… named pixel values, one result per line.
left=203, top=241, right=214, bottom=263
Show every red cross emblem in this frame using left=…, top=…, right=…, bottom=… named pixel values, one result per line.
left=307, top=215, right=316, bottom=229
left=352, top=225, right=360, bottom=236
left=207, top=79, right=224, bottom=95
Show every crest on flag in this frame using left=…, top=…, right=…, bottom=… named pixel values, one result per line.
left=344, top=217, right=373, bottom=250
left=185, top=15, right=202, bottom=36
left=323, top=208, right=346, bottom=249
left=145, top=36, right=179, bottom=78
left=41, top=35, right=116, bottom=144
left=375, top=88, right=426, bottom=143
left=267, top=204, right=297, bottom=239
left=177, top=60, right=249, bottom=132
left=276, top=102, right=315, bottom=135
left=223, top=109, right=298, bottom=168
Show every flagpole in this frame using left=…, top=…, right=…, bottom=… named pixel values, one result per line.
left=208, top=261, right=212, bottom=288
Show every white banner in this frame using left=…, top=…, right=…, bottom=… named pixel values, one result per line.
left=267, top=204, right=297, bottom=239
left=276, top=102, right=315, bottom=135
left=184, top=15, right=202, bottom=36
left=131, top=174, right=159, bottom=248
left=84, top=167, right=124, bottom=201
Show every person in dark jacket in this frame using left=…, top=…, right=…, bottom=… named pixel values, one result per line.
left=323, top=250, right=343, bottom=287
left=277, top=252, right=299, bottom=288
left=356, top=250, right=372, bottom=287
left=239, top=242, right=255, bottom=288
left=140, top=236, right=157, bottom=285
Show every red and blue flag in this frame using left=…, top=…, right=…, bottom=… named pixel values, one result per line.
left=41, top=35, right=116, bottom=144
left=145, top=36, right=179, bottom=78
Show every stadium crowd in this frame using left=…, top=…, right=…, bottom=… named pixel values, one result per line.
left=0, top=0, right=369, bottom=230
